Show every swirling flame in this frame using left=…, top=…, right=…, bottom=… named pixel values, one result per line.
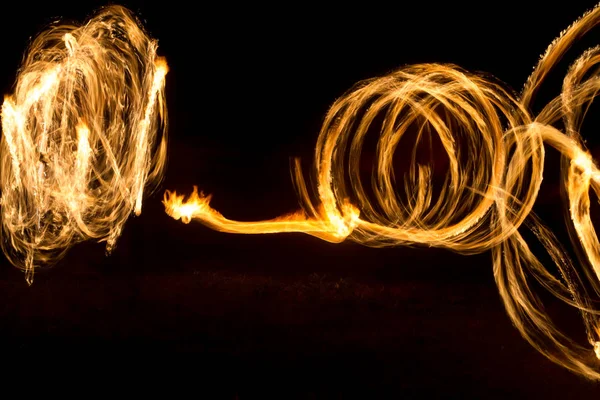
left=164, top=4, right=600, bottom=379
left=0, top=5, right=169, bottom=284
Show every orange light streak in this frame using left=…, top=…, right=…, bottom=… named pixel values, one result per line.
left=164, top=4, right=600, bottom=379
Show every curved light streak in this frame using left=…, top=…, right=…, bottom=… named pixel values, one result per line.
left=164, top=4, right=600, bottom=379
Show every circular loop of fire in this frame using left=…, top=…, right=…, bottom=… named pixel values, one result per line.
left=163, top=5, right=600, bottom=380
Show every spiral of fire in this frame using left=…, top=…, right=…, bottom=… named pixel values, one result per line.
left=164, top=5, right=600, bottom=379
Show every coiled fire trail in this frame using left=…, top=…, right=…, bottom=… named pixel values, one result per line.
left=0, top=5, right=168, bottom=285
left=164, top=5, right=600, bottom=380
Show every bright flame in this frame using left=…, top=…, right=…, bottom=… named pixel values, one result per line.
left=164, top=4, right=600, bottom=380
left=164, top=186, right=359, bottom=243
left=0, top=5, right=168, bottom=284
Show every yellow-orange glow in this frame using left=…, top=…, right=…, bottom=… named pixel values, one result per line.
left=164, top=186, right=359, bottom=243
left=164, top=4, right=600, bottom=380
left=0, top=5, right=168, bottom=284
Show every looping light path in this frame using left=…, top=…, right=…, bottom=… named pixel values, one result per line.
left=164, top=4, right=600, bottom=379
left=0, top=5, right=169, bottom=285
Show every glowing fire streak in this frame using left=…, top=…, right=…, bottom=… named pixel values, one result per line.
left=164, top=5, right=600, bottom=379
left=0, top=5, right=168, bottom=284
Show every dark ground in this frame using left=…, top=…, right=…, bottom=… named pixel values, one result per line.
left=1, top=1, right=600, bottom=397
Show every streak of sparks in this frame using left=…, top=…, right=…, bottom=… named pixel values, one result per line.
left=164, top=4, right=600, bottom=379
left=0, top=5, right=168, bottom=284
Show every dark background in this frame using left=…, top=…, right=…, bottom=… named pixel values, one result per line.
left=1, top=1, right=600, bottom=397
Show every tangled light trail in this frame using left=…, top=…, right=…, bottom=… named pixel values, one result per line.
left=164, top=5, right=600, bottom=379
left=0, top=5, right=168, bottom=284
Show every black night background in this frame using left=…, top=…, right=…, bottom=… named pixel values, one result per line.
left=1, top=1, right=600, bottom=397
